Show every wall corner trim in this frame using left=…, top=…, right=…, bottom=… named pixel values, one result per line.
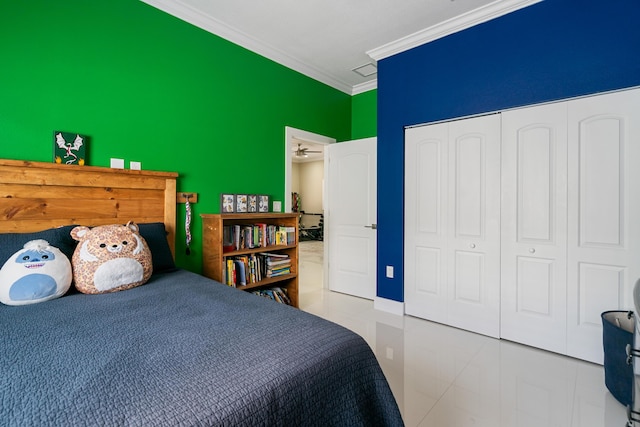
left=367, top=0, right=543, bottom=61
left=140, top=0, right=355, bottom=94
left=352, top=79, right=378, bottom=95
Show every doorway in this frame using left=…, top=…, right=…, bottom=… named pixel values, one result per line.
left=284, top=127, right=334, bottom=296
left=284, top=127, right=335, bottom=213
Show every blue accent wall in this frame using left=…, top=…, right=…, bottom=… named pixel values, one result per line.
left=377, top=0, right=640, bottom=302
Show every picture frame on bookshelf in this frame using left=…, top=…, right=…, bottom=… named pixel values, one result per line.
left=221, top=194, right=235, bottom=213
left=248, top=195, right=258, bottom=213
left=236, top=194, right=248, bottom=213
left=258, top=195, right=269, bottom=213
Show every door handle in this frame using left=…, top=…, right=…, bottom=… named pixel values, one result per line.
left=364, top=224, right=377, bottom=230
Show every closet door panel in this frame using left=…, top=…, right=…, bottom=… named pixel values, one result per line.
left=405, top=123, right=448, bottom=323
left=567, top=88, right=640, bottom=364
left=579, top=117, right=623, bottom=246
left=447, top=115, right=501, bottom=338
left=516, top=257, right=554, bottom=313
left=454, top=134, right=483, bottom=237
left=501, top=102, right=568, bottom=354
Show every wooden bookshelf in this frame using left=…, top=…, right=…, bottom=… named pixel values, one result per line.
left=201, top=213, right=299, bottom=308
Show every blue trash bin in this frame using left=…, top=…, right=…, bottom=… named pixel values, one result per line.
left=602, top=310, right=634, bottom=407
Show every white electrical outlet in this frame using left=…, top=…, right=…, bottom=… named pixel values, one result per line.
left=130, top=161, right=141, bottom=170
left=386, top=265, right=394, bottom=278
left=272, top=201, right=282, bottom=212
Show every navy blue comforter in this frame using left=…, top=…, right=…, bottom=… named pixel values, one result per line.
left=1, top=270, right=403, bottom=426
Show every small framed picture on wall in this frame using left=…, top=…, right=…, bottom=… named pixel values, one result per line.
left=235, top=194, right=248, bottom=213
left=248, top=195, right=258, bottom=213
left=258, top=195, right=269, bottom=213
left=221, top=194, right=235, bottom=213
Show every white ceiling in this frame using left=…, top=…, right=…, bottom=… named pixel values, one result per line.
left=141, top=0, right=541, bottom=95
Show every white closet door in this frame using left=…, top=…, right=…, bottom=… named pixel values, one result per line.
left=446, top=115, right=501, bottom=338
left=567, top=88, right=640, bottom=364
left=500, top=102, right=568, bottom=354
left=404, top=122, right=449, bottom=324
left=405, top=115, right=501, bottom=338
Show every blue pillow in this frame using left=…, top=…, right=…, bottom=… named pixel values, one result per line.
left=137, top=223, right=177, bottom=273
left=0, top=223, right=176, bottom=275
left=0, top=225, right=77, bottom=267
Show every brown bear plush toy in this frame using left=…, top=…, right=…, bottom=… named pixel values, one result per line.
left=71, top=222, right=153, bottom=294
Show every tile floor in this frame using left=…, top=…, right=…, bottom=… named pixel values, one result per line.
left=297, top=241, right=630, bottom=427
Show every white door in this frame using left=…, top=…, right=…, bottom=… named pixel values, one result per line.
left=567, top=88, right=640, bottom=363
left=500, top=102, right=568, bottom=354
left=446, top=115, right=501, bottom=338
left=326, top=137, right=377, bottom=299
left=404, top=122, right=449, bottom=324
left=405, top=114, right=501, bottom=338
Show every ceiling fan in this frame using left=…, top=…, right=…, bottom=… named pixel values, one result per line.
left=293, top=143, right=322, bottom=157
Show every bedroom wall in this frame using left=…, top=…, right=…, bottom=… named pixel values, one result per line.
left=0, top=0, right=352, bottom=273
left=291, top=163, right=301, bottom=194
left=377, top=0, right=640, bottom=302
left=352, top=89, right=377, bottom=139
left=298, top=161, right=324, bottom=214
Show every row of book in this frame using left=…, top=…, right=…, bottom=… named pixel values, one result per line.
left=222, top=252, right=292, bottom=286
left=222, top=224, right=296, bottom=252
left=252, top=287, right=291, bottom=305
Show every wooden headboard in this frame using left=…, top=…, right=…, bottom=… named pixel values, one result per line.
left=0, top=159, right=178, bottom=256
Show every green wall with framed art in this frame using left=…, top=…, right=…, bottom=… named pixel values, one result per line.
left=0, top=0, right=358, bottom=273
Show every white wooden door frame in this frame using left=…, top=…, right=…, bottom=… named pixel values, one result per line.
left=284, top=126, right=335, bottom=213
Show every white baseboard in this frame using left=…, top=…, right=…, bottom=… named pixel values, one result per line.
left=374, top=297, right=404, bottom=316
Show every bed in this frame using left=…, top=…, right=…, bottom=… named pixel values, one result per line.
left=0, top=159, right=403, bottom=426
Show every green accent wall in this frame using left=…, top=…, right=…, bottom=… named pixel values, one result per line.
left=351, top=90, right=377, bottom=139
left=0, top=0, right=355, bottom=273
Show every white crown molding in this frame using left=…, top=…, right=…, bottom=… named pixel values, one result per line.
left=367, top=0, right=543, bottom=61
left=352, top=79, right=378, bottom=95
left=141, top=0, right=540, bottom=96
left=140, top=0, right=354, bottom=94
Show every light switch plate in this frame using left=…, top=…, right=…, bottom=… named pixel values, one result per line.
left=110, top=158, right=124, bottom=169
left=386, top=265, right=394, bottom=278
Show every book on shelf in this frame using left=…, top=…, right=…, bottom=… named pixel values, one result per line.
left=251, top=287, right=291, bottom=305
left=265, top=256, right=290, bottom=264
left=275, top=226, right=296, bottom=246
left=222, top=252, right=291, bottom=285
left=222, top=223, right=295, bottom=251
left=224, top=259, right=237, bottom=287
left=259, top=252, right=289, bottom=258
left=266, top=268, right=290, bottom=278
left=282, top=226, right=296, bottom=245
left=233, top=259, right=247, bottom=286
left=266, top=261, right=291, bottom=269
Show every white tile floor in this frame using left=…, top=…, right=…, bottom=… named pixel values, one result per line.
left=297, top=241, right=630, bottom=427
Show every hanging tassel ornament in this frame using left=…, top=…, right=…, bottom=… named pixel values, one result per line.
left=185, top=195, right=192, bottom=255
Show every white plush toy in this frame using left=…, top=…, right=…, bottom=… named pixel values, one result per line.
left=0, top=239, right=72, bottom=306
